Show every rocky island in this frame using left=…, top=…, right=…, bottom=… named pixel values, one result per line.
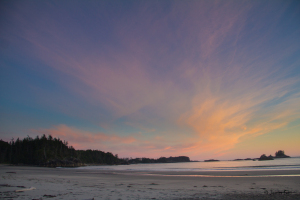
left=258, top=150, right=290, bottom=161
left=258, top=154, right=274, bottom=161
left=204, top=159, right=220, bottom=162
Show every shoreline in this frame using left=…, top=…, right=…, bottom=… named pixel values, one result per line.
left=74, top=167, right=300, bottom=176
left=1, top=165, right=300, bottom=199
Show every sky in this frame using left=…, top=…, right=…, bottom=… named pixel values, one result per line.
left=0, top=0, right=300, bottom=160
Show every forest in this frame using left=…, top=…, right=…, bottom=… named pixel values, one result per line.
left=0, top=135, right=120, bottom=167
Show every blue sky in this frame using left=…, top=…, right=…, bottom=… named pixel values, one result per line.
left=1, top=0, right=299, bottom=160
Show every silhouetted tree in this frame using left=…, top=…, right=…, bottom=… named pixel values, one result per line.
left=275, top=150, right=290, bottom=158
left=275, top=150, right=285, bottom=157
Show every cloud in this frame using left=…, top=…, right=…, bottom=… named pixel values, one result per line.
left=31, top=125, right=136, bottom=150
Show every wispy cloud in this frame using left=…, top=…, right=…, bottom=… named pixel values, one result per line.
left=178, top=69, right=300, bottom=158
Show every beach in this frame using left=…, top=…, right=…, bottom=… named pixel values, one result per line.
left=1, top=165, right=300, bottom=200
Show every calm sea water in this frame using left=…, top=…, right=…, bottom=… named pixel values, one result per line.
left=76, top=157, right=300, bottom=172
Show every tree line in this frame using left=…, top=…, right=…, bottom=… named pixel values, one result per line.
left=0, top=134, right=191, bottom=167
left=0, top=134, right=120, bottom=166
left=125, top=156, right=190, bottom=164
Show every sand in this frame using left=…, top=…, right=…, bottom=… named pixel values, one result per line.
left=1, top=165, right=300, bottom=200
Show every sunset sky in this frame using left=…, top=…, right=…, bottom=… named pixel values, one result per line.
left=1, top=0, right=299, bottom=160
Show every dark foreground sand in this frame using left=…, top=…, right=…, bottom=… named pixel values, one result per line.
left=1, top=165, right=300, bottom=200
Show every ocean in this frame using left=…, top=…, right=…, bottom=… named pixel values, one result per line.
left=75, top=157, right=300, bottom=172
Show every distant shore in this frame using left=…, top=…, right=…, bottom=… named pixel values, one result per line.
left=1, top=165, right=300, bottom=199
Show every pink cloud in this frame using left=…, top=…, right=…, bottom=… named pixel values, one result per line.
left=31, top=125, right=136, bottom=150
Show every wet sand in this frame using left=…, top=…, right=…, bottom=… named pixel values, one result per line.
left=1, top=165, right=300, bottom=199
